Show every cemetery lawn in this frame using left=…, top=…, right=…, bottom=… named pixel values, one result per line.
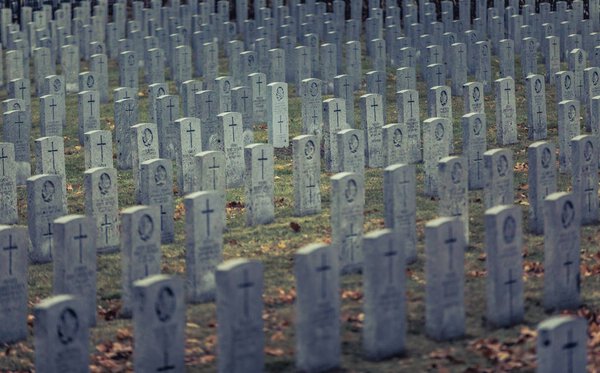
left=4, top=56, right=600, bottom=372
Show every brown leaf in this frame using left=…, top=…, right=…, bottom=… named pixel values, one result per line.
left=264, top=346, right=285, bottom=356
left=290, top=221, right=301, bottom=232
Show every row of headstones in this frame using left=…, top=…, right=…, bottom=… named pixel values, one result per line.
left=14, top=221, right=588, bottom=372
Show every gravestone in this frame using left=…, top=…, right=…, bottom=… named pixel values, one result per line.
left=495, top=77, right=518, bottom=145
left=425, top=217, right=465, bottom=341
left=155, top=94, right=180, bottom=160
left=396, top=89, right=421, bottom=163
left=194, top=151, right=226, bottom=202
left=140, top=159, right=175, bottom=244
left=184, top=191, right=225, bottom=303
left=77, top=90, right=100, bottom=144
left=294, top=243, right=341, bottom=372
left=360, top=93, right=383, bottom=168
left=543, top=192, right=581, bottom=311
left=423, top=118, right=450, bottom=197
left=536, top=315, right=587, bottom=373
left=28, top=174, right=66, bottom=263
left=484, top=148, right=514, bottom=209
left=333, top=74, right=355, bottom=127
left=362, top=229, right=406, bottom=360
left=396, top=67, right=416, bottom=91
left=35, top=136, right=67, bottom=208
left=147, top=83, right=168, bottom=123
left=3, top=109, right=30, bottom=184
left=428, top=86, right=453, bottom=153
left=381, top=123, right=407, bottom=167
left=525, top=74, right=548, bottom=140
left=53, top=215, right=97, bottom=326
left=462, top=113, right=487, bottom=190
left=34, top=295, right=89, bottom=373
left=84, top=167, right=119, bottom=253
left=181, top=80, right=202, bottom=117
left=499, top=39, right=515, bottom=79
left=231, top=86, right=254, bottom=144
left=267, top=82, right=290, bottom=148
left=174, top=118, right=202, bottom=195
left=331, top=172, right=364, bottom=274
left=130, top=123, right=158, bottom=202
left=119, top=51, right=138, bottom=89
left=196, top=90, right=221, bottom=151
left=301, top=78, right=323, bottom=139
left=556, top=71, right=576, bottom=102
left=245, top=143, right=274, bottom=226
left=583, top=68, right=600, bottom=133
left=558, top=100, right=581, bottom=173
left=40, top=94, right=65, bottom=137
left=463, top=82, right=485, bottom=114
left=120, top=205, right=161, bottom=317
left=571, top=135, right=598, bottom=225
left=0, top=143, right=17, bottom=224
left=337, top=129, right=364, bottom=174
left=323, top=98, right=349, bottom=172
left=90, top=53, right=109, bottom=103
left=248, top=73, right=267, bottom=124
left=218, top=112, right=245, bottom=188
left=114, top=98, right=137, bottom=169
left=484, top=205, right=524, bottom=327
left=438, top=156, right=469, bottom=242
left=528, top=141, right=557, bottom=235
left=0, top=225, right=28, bottom=343
left=84, top=130, right=113, bottom=169
left=292, top=135, right=321, bottom=216
left=216, top=259, right=264, bottom=372
left=133, top=275, right=185, bottom=373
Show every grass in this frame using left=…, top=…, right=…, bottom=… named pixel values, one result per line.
left=1, top=47, right=600, bottom=372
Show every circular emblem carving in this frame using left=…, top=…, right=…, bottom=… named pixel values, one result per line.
left=98, top=173, right=111, bottom=195
left=86, top=75, right=94, bottom=88
left=584, top=140, right=594, bottom=162
left=393, top=128, right=403, bottom=147
left=473, top=117, right=482, bottom=135
left=541, top=147, right=552, bottom=169
left=594, top=71, right=600, bottom=86
left=497, top=155, right=509, bottom=177
left=276, top=86, right=285, bottom=101
left=138, top=214, right=154, bottom=241
left=348, top=133, right=359, bottom=153
left=482, top=44, right=488, bottom=57
left=309, top=81, right=319, bottom=97
left=142, top=128, right=154, bottom=147
left=565, top=74, right=572, bottom=89
left=578, top=51, right=584, bottom=64
left=53, top=78, right=61, bottom=92
left=128, top=54, right=135, bottom=66
left=344, top=179, right=357, bottom=203
left=503, top=215, right=516, bottom=244
left=57, top=307, right=79, bottom=345
left=155, top=286, right=176, bottom=322
left=96, top=44, right=103, bottom=54
left=42, top=180, right=55, bottom=203
left=247, top=54, right=255, bottom=66
left=451, top=161, right=462, bottom=184
left=12, top=102, right=21, bottom=111
left=304, top=139, right=315, bottom=160
left=534, top=78, right=542, bottom=94
left=209, top=134, right=222, bottom=150
left=154, top=165, right=167, bottom=186
left=568, top=105, right=577, bottom=121
left=157, top=87, right=165, bottom=96
left=561, top=200, right=574, bottom=229
left=440, top=90, right=448, bottom=106
left=223, top=80, right=230, bottom=93
left=472, top=86, right=480, bottom=102
left=435, top=122, right=445, bottom=141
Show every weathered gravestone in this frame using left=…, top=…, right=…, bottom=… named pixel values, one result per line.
left=438, top=156, right=469, bottom=242
left=131, top=123, right=160, bottom=202
left=571, top=135, right=598, bottom=225
left=147, top=83, right=168, bottom=123
left=484, top=205, right=524, bottom=327
left=185, top=190, right=226, bottom=304
left=527, top=141, right=557, bottom=235
left=84, top=167, right=119, bottom=253
left=34, top=295, right=89, bottom=373
left=248, top=73, right=267, bottom=124
left=3, top=109, right=30, bottom=185
left=294, top=243, right=341, bottom=372
left=114, top=98, right=138, bottom=170
left=360, top=93, right=383, bottom=168
left=120, top=205, right=161, bottom=317
left=174, top=117, right=202, bottom=195
left=525, top=74, right=548, bottom=140
left=381, top=123, right=407, bottom=167
left=331, top=172, right=364, bottom=274
left=245, top=143, right=274, bottom=226
left=292, top=135, right=321, bottom=216
left=155, top=94, right=180, bottom=160
left=337, top=129, right=364, bottom=174
left=463, top=81, right=485, bottom=114
left=423, top=117, right=450, bottom=197
left=301, top=78, right=323, bottom=139
left=425, top=217, right=465, bottom=341
left=53, top=215, right=97, bottom=327
left=323, top=98, right=349, bottom=172
left=362, top=229, right=406, bottom=360
left=27, top=174, right=66, bottom=263
left=194, top=150, right=226, bottom=201
left=140, top=159, right=175, bottom=244
left=536, top=315, right=587, bottom=373
left=196, top=90, right=221, bottom=151
left=333, top=74, right=355, bottom=127
left=84, top=130, right=113, bottom=169
left=543, top=192, right=581, bottom=311
left=0, top=225, right=28, bottom=343
left=0, top=143, right=17, bottom=224
left=216, top=259, right=264, bottom=373
left=396, top=89, right=421, bottom=163
left=133, top=275, right=185, bottom=373
left=40, top=94, right=65, bottom=137
left=231, top=86, right=254, bottom=145
left=267, top=82, right=290, bottom=148
left=495, top=77, right=518, bottom=145
left=77, top=90, right=100, bottom=144
left=218, top=112, right=245, bottom=188
left=462, top=113, right=486, bottom=190
left=484, top=148, right=514, bottom=209
left=556, top=71, right=576, bottom=102
left=558, top=100, right=581, bottom=173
